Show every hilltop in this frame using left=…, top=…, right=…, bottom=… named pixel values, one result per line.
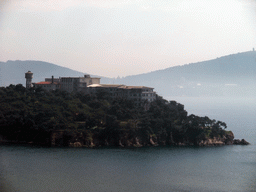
left=114, top=51, right=256, bottom=97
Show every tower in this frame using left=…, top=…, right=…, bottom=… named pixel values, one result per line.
left=25, top=71, right=33, bottom=88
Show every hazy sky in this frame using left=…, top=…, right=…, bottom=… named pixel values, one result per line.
left=1, top=0, right=256, bottom=77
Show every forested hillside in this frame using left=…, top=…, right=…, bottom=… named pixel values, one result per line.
left=0, top=84, right=237, bottom=147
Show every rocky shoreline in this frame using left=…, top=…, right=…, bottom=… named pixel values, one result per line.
left=67, top=139, right=251, bottom=148
left=0, top=130, right=250, bottom=148
left=65, top=131, right=250, bottom=148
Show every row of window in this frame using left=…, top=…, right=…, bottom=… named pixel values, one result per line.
left=37, top=85, right=59, bottom=88
left=142, top=89, right=154, bottom=92
left=108, top=88, right=153, bottom=92
left=142, top=93, right=154, bottom=97
left=61, top=78, right=74, bottom=82
left=109, top=93, right=155, bottom=98
left=130, top=93, right=155, bottom=97
left=133, top=98, right=154, bottom=102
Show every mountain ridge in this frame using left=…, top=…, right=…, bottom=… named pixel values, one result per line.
left=1, top=51, right=255, bottom=97
left=114, top=51, right=256, bottom=96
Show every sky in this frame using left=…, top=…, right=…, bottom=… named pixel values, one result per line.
left=0, top=0, right=256, bottom=78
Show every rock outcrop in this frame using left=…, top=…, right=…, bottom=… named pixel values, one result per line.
left=199, top=138, right=225, bottom=146
left=233, top=139, right=250, bottom=145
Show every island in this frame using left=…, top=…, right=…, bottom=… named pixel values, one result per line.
left=0, top=84, right=249, bottom=147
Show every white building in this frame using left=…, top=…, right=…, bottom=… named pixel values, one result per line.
left=87, top=84, right=156, bottom=104
left=33, top=75, right=100, bottom=93
left=28, top=72, right=156, bottom=103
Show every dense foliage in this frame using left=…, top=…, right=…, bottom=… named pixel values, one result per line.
left=0, top=84, right=229, bottom=146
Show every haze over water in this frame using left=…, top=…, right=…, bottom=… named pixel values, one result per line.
left=1, top=97, right=255, bottom=192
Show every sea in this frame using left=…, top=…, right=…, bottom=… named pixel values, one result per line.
left=1, top=97, right=255, bottom=192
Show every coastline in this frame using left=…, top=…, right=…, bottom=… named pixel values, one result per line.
left=0, top=133, right=250, bottom=148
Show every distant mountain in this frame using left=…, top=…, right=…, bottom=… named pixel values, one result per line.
left=1, top=51, right=256, bottom=97
left=0, top=60, right=112, bottom=86
left=114, top=51, right=256, bottom=97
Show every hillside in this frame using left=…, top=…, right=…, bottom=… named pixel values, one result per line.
left=114, top=51, right=256, bottom=97
left=1, top=51, right=255, bottom=97
left=1, top=84, right=246, bottom=147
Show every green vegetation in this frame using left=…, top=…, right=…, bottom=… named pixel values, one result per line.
left=0, top=84, right=232, bottom=147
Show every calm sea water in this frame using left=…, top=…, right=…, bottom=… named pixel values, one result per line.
left=1, top=97, right=256, bottom=192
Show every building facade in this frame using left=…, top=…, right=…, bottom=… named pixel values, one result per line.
left=33, top=75, right=100, bottom=93
left=27, top=72, right=156, bottom=103
left=87, top=84, right=156, bottom=104
left=34, top=81, right=60, bottom=91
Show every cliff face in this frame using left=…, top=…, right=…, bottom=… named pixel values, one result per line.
left=198, top=131, right=234, bottom=146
